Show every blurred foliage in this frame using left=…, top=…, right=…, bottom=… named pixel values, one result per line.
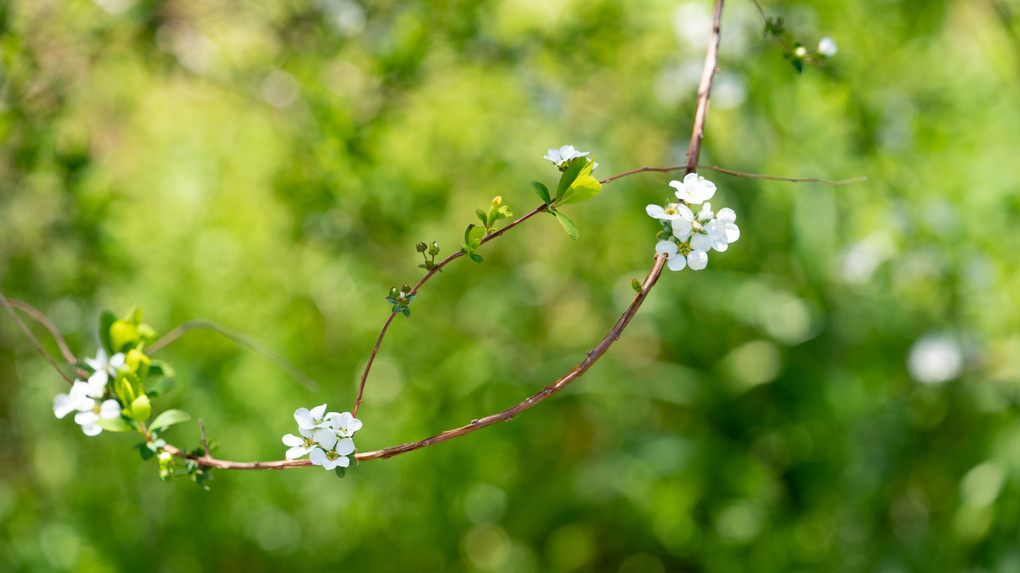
left=2, top=0, right=1020, bottom=571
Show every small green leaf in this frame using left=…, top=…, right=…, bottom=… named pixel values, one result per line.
left=476, top=209, right=488, bottom=225
left=136, top=442, right=156, bottom=460
left=100, top=311, right=117, bottom=354
left=552, top=210, right=579, bottom=240
left=469, top=252, right=484, bottom=263
left=402, top=307, right=411, bottom=317
left=467, top=224, right=485, bottom=248
left=559, top=175, right=602, bottom=205
left=335, top=466, right=347, bottom=479
left=150, top=409, right=192, bottom=433
left=96, top=416, right=136, bottom=433
left=115, top=375, right=135, bottom=407
left=531, top=181, right=551, bottom=204
left=631, top=279, right=642, bottom=293
left=146, top=377, right=177, bottom=398
left=792, top=59, right=803, bottom=74
left=130, top=394, right=152, bottom=423
left=148, top=360, right=176, bottom=378
left=555, top=157, right=588, bottom=201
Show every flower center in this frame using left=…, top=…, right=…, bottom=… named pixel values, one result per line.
left=303, top=437, right=315, bottom=448
left=678, top=242, right=693, bottom=256
left=326, top=450, right=340, bottom=461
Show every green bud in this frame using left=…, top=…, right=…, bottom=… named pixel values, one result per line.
left=109, top=320, right=139, bottom=353
left=416, top=242, right=428, bottom=253
left=401, top=284, right=411, bottom=294
left=428, top=241, right=440, bottom=256
left=125, top=348, right=151, bottom=380
left=389, top=287, right=400, bottom=299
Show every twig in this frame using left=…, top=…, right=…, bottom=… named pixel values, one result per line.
left=686, top=0, right=725, bottom=173
left=6, top=299, right=78, bottom=364
left=0, top=291, right=75, bottom=386
left=599, top=164, right=866, bottom=185
left=199, top=419, right=211, bottom=457
left=148, top=319, right=319, bottom=392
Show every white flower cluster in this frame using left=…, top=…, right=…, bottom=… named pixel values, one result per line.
left=282, top=404, right=362, bottom=470
left=646, top=173, right=739, bottom=271
left=53, top=348, right=124, bottom=436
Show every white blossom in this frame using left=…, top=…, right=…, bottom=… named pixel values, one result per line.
left=284, top=404, right=360, bottom=470
left=646, top=202, right=689, bottom=223
left=669, top=173, right=716, bottom=204
left=818, top=37, right=838, bottom=58
left=543, top=145, right=590, bottom=168
left=54, top=380, right=121, bottom=436
left=74, top=400, right=122, bottom=436
left=84, top=348, right=125, bottom=393
left=704, top=207, right=740, bottom=252
left=656, top=240, right=708, bottom=272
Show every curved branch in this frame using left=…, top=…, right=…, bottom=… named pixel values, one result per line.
left=6, top=299, right=78, bottom=363
left=148, top=319, right=319, bottom=392
left=0, top=291, right=76, bottom=386
left=598, top=164, right=866, bottom=186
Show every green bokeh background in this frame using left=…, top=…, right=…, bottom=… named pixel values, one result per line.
left=2, top=0, right=1020, bottom=570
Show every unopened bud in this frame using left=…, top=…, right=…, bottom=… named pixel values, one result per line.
left=416, top=242, right=427, bottom=253
left=428, top=242, right=440, bottom=256
left=389, top=287, right=400, bottom=299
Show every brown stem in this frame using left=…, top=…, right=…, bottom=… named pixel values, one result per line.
left=599, top=164, right=866, bottom=186
left=6, top=299, right=78, bottom=364
left=685, top=0, right=725, bottom=174
left=0, top=291, right=76, bottom=386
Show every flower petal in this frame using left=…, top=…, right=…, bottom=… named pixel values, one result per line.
left=309, top=403, right=328, bottom=420
left=335, top=438, right=356, bottom=456
left=81, top=423, right=102, bottom=437
left=655, top=241, right=679, bottom=257
left=687, top=250, right=709, bottom=270
left=99, top=400, right=121, bottom=419
left=309, top=447, right=328, bottom=466
left=282, top=433, right=304, bottom=447
left=54, top=394, right=76, bottom=419
left=285, top=446, right=309, bottom=459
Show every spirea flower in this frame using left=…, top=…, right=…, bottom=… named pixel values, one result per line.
left=283, top=403, right=361, bottom=470
left=53, top=379, right=122, bottom=436
left=669, top=173, right=716, bottom=204
left=648, top=176, right=738, bottom=272
left=84, top=348, right=125, bottom=393
left=818, top=36, right=838, bottom=58
left=543, top=145, right=590, bottom=168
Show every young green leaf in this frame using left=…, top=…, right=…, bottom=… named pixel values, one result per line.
left=555, top=157, right=589, bottom=201
left=100, top=311, right=116, bottom=354
left=469, top=252, right=484, bottom=263
left=476, top=209, right=488, bottom=225
left=148, top=360, right=176, bottom=378
left=150, top=409, right=192, bottom=433
left=531, top=181, right=551, bottom=204
left=558, top=174, right=602, bottom=205
left=552, top=210, right=580, bottom=240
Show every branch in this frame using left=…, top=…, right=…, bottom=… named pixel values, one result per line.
left=148, top=319, right=319, bottom=392
left=0, top=291, right=76, bottom=386
left=599, top=164, right=866, bottom=186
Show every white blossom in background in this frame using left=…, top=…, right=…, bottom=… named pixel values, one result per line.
left=818, top=37, right=838, bottom=58
left=54, top=379, right=121, bottom=436
left=908, top=334, right=963, bottom=384
left=84, top=348, right=125, bottom=393
left=283, top=404, right=361, bottom=470
left=656, top=240, right=708, bottom=271
left=543, top=145, right=590, bottom=168
left=704, top=207, right=740, bottom=252
left=670, top=173, right=716, bottom=204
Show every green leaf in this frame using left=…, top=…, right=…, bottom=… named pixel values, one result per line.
left=467, top=224, right=485, bottom=248
left=552, top=210, right=579, bottom=240
left=130, top=394, right=152, bottom=423
left=402, top=307, right=411, bottom=317
left=631, top=279, right=643, bottom=293
left=531, top=181, right=551, bottom=204
left=469, top=252, right=484, bottom=263
left=475, top=209, right=488, bottom=225
left=555, top=157, right=589, bottom=201
left=146, top=377, right=176, bottom=398
left=558, top=175, right=602, bottom=205
left=136, top=442, right=157, bottom=460
left=96, top=416, right=136, bottom=433
left=100, top=311, right=116, bottom=354
left=148, top=360, right=176, bottom=378
left=150, top=409, right=192, bottom=433
left=115, top=375, right=135, bottom=407
left=334, top=466, right=347, bottom=479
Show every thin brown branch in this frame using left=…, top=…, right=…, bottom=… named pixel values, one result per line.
left=0, top=291, right=76, bottom=386
left=7, top=299, right=78, bottom=363
left=353, top=203, right=549, bottom=415
left=199, top=419, right=210, bottom=457
left=685, top=0, right=725, bottom=174
left=599, top=164, right=866, bottom=185
left=355, top=255, right=667, bottom=460
left=148, top=319, right=319, bottom=392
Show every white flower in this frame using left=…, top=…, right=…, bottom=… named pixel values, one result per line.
left=704, top=207, right=740, bottom=252
left=656, top=240, right=708, bottom=271
left=326, top=411, right=363, bottom=438
left=818, top=37, right=838, bottom=58
left=669, top=173, right=716, bottom=205
left=646, top=202, right=689, bottom=223
left=543, top=145, right=590, bottom=168
left=84, top=348, right=125, bottom=392
left=74, top=400, right=122, bottom=436
left=309, top=438, right=356, bottom=470
left=284, top=404, right=360, bottom=470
